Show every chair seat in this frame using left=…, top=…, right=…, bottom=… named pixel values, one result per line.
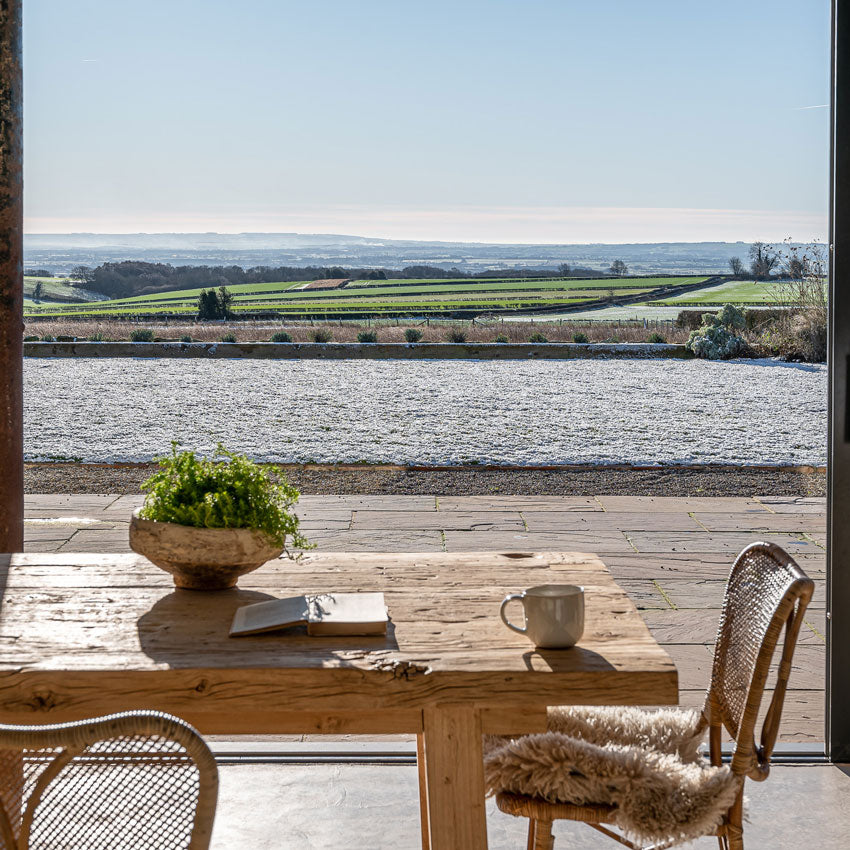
left=484, top=706, right=740, bottom=847
left=496, top=791, right=616, bottom=825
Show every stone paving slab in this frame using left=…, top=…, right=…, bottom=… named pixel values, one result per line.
left=596, top=496, right=771, bottom=513
left=20, top=493, right=828, bottom=743
left=437, top=495, right=604, bottom=511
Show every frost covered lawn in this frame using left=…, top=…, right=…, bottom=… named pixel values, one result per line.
left=24, top=358, right=826, bottom=466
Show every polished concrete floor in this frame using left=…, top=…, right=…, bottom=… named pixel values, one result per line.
left=209, top=761, right=850, bottom=849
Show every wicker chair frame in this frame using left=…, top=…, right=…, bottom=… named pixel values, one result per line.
left=494, top=542, right=815, bottom=850
left=0, top=710, right=218, bottom=850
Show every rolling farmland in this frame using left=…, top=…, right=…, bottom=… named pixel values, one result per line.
left=24, top=275, right=707, bottom=320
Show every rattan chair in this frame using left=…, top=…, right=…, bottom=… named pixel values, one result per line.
left=493, top=541, right=815, bottom=850
left=0, top=710, right=218, bottom=850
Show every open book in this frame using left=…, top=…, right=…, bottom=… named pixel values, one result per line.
left=230, top=592, right=388, bottom=637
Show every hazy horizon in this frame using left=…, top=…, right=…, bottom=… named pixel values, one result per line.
left=26, top=1, right=830, bottom=243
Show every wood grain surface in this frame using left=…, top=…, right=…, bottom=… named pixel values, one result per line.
left=0, top=551, right=677, bottom=726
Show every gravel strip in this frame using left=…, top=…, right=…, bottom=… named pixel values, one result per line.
left=25, top=464, right=825, bottom=497
left=24, top=358, right=826, bottom=466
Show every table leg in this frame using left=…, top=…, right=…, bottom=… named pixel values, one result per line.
left=422, top=706, right=488, bottom=850
left=416, top=733, right=430, bottom=850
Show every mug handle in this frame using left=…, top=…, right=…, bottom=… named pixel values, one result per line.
left=500, top=594, right=527, bottom=634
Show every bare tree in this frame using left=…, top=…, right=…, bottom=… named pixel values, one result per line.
left=728, top=257, right=744, bottom=278
left=69, top=265, right=95, bottom=287
left=558, top=263, right=572, bottom=276
left=748, top=242, right=778, bottom=280
left=609, top=259, right=628, bottom=277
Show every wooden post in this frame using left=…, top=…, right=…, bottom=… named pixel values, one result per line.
left=0, top=0, right=23, bottom=553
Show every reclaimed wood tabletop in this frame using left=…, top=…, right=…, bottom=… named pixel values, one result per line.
left=0, top=550, right=678, bottom=850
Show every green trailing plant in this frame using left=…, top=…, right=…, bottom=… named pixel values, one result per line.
left=88, top=332, right=106, bottom=342
left=140, top=443, right=311, bottom=553
left=40, top=335, right=55, bottom=342
left=180, top=335, right=193, bottom=343
left=357, top=330, right=378, bottom=343
left=130, top=328, right=155, bottom=342
left=270, top=331, right=292, bottom=343
left=311, top=327, right=333, bottom=343
left=446, top=328, right=467, bottom=343
left=493, top=334, right=509, bottom=343
left=572, top=332, right=589, bottom=343
left=686, top=306, right=748, bottom=360
left=646, top=332, right=666, bottom=344
left=529, top=332, right=548, bottom=343
left=24, top=335, right=39, bottom=342
left=404, top=328, right=423, bottom=343
left=220, top=332, right=237, bottom=343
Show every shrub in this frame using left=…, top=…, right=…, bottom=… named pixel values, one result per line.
left=494, top=334, right=509, bottom=343
left=130, top=328, right=154, bottom=342
left=572, top=332, right=589, bottom=343
left=140, top=443, right=311, bottom=552
left=56, top=335, right=75, bottom=342
left=686, top=307, right=749, bottom=360
left=529, top=332, right=548, bottom=343
left=88, top=332, right=105, bottom=342
left=23, top=335, right=38, bottom=342
left=674, top=310, right=704, bottom=331
left=404, top=328, right=423, bottom=343
left=744, top=308, right=784, bottom=332
left=311, top=327, right=333, bottom=343
left=270, top=331, right=292, bottom=343
left=357, top=330, right=378, bottom=343
left=716, top=304, right=746, bottom=330
left=180, top=335, right=193, bottom=343
left=646, top=332, right=666, bottom=344
left=220, top=333, right=237, bottom=343
left=446, top=328, right=467, bottom=343
left=197, top=286, right=233, bottom=320
left=40, top=335, right=55, bottom=342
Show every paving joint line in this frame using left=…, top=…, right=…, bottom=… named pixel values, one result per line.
left=799, top=532, right=826, bottom=551
left=688, top=512, right=712, bottom=532
left=754, top=497, right=778, bottom=514
left=593, top=495, right=606, bottom=512
left=804, top=618, right=827, bottom=643
left=623, top=533, right=639, bottom=554
left=651, top=579, right=678, bottom=610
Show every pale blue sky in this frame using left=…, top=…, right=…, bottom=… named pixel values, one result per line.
left=25, top=0, right=831, bottom=242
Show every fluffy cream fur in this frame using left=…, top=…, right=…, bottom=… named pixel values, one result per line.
left=484, top=707, right=740, bottom=848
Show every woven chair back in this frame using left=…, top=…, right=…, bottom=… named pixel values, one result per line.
left=707, top=541, right=814, bottom=780
left=0, top=711, right=218, bottom=850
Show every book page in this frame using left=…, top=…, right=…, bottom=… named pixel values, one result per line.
left=229, top=595, right=309, bottom=637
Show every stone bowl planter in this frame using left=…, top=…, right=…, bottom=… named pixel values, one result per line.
left=129, top=509, right=284, bottom=590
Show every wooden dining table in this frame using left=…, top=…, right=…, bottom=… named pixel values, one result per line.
left=0, top=550, right=678, bottom=850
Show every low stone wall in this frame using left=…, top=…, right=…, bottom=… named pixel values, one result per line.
left=23, top=341, right=692, bottom=360
left=24, top=341, right=693, bottom=360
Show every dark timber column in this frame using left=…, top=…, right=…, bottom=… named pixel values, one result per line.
left=828, top=0, right=850, bottom=760
left=0, top=0, right=23, bottom=553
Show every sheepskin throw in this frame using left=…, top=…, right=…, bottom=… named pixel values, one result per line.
left=484, top=706, right=741, bottom=848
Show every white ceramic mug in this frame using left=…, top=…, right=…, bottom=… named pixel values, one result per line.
left=500, top=584, right=585, bottom=649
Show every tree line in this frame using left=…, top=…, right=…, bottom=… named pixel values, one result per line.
left=68, top=260, right=614, bottom=299
left=728, top=241, right=826, bottom=281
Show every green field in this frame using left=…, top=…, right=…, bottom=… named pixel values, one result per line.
left=649, top=279, right=824, bottom=306
left=23, top=275, right=705, bottom=320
